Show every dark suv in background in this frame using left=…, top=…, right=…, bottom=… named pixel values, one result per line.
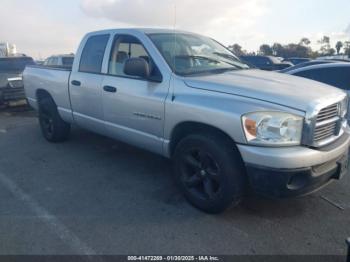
left=239, top=55, right=292, bottom=71
left=0, top=56, right=35, bottom=105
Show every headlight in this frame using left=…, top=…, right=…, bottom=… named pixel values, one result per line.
left=242, top=112, right=304, bottom=146
left=340, top=97, right=348, bottom=118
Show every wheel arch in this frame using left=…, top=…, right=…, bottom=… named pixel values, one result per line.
left=168, top=121, right=238, bottom=157
left=36, top=89, right=56, bottom=106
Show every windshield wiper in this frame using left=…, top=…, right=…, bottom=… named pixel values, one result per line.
left=175, top=55, right=221, bottom=64
left=212, top=52, right=238, bottom=60
left=212, top=52, right=249, bottom=69
left=207, top=67, right=238, bottom=73
left=180, top=67, right=238, bottom=76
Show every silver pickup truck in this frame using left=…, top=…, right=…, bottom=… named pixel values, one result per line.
left=24, top=29, right=350, bottom=213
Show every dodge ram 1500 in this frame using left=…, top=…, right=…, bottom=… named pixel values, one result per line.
left=24, top=29, right=350, bottom=213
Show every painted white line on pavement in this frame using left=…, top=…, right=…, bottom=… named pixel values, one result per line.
left=0, top=129, right=7, bottom=133
left=0, top=171, right=97, bottom=256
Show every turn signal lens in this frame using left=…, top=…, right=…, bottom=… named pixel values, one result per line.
left=244, top=119, right=257, bottom=137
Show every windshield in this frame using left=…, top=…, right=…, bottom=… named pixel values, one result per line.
left=148, top=33, right=250, bottom=76
left=0, top=57, right=35, bottom=72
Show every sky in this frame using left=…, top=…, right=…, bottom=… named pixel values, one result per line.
left=0, top=0, right=349, bottom=59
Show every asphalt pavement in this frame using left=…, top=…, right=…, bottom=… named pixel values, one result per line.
left=0, top=107, right=349, bottom=257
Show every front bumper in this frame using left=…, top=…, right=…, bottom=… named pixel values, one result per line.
left=246, top=152, right=348, bottom=197
left=238, top=131, right=350, bottom=197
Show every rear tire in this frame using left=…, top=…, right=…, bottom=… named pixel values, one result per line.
left=38, top=97, right=70, bottom=142
left=173, top=133, right=247, bottom=214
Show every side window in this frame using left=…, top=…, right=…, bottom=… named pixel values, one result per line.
left=248, top=57, right=270, bottom=65
left=260, top=57, right=271, bottom=65
left=47, top=58, right=54, bottom=66
left=52, top=57, right=59, bottom=66
left=108, top=35, right=151, bottom=78
left=79, top=34, right=109, bottom=73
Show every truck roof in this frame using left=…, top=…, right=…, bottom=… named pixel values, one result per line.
left=86, top=28, right=196, bottom=36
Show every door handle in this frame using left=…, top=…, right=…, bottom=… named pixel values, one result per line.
left=71, top=80, right=81, bottom=86
left=103, top=85, right=117, bottom=93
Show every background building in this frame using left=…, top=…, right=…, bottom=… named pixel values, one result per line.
left=0, top=43, right=17, bottom=57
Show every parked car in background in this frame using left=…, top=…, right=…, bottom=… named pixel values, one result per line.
left=239, top=55, right=292, bottom=71
left=317, top=55, right=350, bottom=61
left=279, top=60, right=336, bottom=73
left=285, top=63, right=350, bottom=120
left=0, top=43, right=17, bottom=57
left=24, top=29, right=349, bottom=213
left=43, top=54, right=74, bottom=69
left=35, top=60, right=45, bottom=65
left=283, top=57, right=311, bottom=65
left=0, top=56, right=35, bottom=105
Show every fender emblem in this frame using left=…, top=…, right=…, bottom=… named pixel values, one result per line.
left=133, top=112, right=162, bottom=120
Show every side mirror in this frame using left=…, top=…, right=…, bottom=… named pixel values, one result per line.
left=124, top=58, right=150, bottom=79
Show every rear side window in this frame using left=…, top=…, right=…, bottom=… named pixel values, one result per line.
left=52, top=57, right=59, bottom=65
left=295, top=67, right=350, bottom=90
left=79, top=34, right=109, bottom=73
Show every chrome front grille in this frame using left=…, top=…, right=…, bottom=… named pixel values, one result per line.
left=302, top=96, right=348, bottom=148
left=314, top=103, right=340, bottom=143
left=316, top=104, right=339, bottom=122
left=314, top=121, right=337, bottom=141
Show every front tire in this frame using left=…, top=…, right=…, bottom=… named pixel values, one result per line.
left=173, top=133, right=247, bottom=214
left=38, top=97, right=70, bottom=142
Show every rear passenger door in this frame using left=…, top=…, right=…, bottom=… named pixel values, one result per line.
left=69, top=34, right=110, bottom=134
left=101, top=34, right=168, bottom=154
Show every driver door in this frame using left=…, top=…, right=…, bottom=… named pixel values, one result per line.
left=101, top=34, right=169, bottom=154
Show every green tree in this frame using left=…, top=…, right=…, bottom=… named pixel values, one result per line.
left=284, top=43, right=311, bottom=58
left=299, top=37, right=311, bottom=46
left=335, top=41, right=343, bottom=54
left=318, top=36, right=331, bottom=55
left=271, top=42, right=311, bottom=58
left=272, top=43, right=283, bottom=56
left=344, top=41, right=350, bottom=56
left=228, top=43, right=245, bottom=56
left=259, top=44, right=273, bottom=55
left=328, top=48, right=336, bottom=56
left=318, top=36, right=330, bottom=44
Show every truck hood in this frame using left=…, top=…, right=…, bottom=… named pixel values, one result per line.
left=183, top=69, right=346, bottom=112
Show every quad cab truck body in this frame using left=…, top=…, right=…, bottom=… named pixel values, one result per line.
left=23, top=29, right=350, bottom=213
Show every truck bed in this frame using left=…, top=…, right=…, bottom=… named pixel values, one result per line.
left=23, top=65, right=73, bottom=120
